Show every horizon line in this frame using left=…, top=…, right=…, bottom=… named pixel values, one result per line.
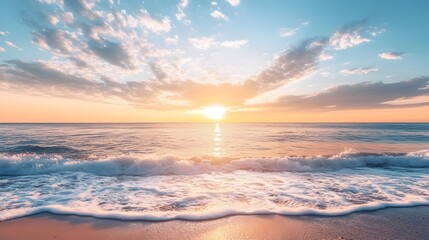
left=0, top=121, right=428, bottom=124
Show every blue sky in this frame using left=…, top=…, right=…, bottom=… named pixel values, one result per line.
left=0, top=0, right=428, bottom=121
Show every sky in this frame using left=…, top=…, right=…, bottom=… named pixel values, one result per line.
left=0, top=0, right=428, bottom=122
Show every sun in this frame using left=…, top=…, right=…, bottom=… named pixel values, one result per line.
left=203, top=106, right=226, bottom=120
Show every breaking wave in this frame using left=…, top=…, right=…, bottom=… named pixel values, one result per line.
left=1, top=149, right=428, bottom=176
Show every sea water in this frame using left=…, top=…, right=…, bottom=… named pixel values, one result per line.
left=0, top=123, right=428, bottom=221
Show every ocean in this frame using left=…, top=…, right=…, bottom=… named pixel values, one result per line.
left=0, top=123, right=428, bottom=221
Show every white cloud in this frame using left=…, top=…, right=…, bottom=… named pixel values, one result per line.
left=189, top=36, right=216, bottom=50
left=280, top=28, right=298, bottom=37
left=319, top=52, right=334, bottom=61
left=0, top=47, right=5, bottom=52
left=0, top=31, right=8, bottom=36
left=176, top=0, right=189, bottom=21
left=62, top=12, right=74, bottom=25
left=211, top=1, right=218, bottom=6
left=47, top=15, right=59, bottom=25
left=340, top=67, right=378, bottom=75
left=330, top=20, right=372, bottom=50
left=211, top=10, right=229, bottom=21
left=38, top=0, right=64, bottom=6
left=225, top=0, right=240, bottom=7
left=301, top=21, right=310, bottom=25
left=5, top=41, right=22, bottom=50
left=138, top=9, right=171, bottom=33
left=378, top=52, right=403, bottom=60
left=330, top=31, right=369, bottom=50
left=165, top=35, right=179, bottom=45
left=220, top=39, right=248, bottom=48
left=188, top=37, right=247, bottom=50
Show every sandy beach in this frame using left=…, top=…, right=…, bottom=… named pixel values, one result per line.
left=0, top=206, right=428, bottom=240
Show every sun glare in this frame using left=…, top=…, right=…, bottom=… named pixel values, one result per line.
left=203, top=106, right=226, bottom=120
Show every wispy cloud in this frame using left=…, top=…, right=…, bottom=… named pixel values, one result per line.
left=220, top=39, right=247, bottom=48
left=165, top=35, right=179, bottom=45
left=1, top=3, right=424, bottom=116
left=280, top=28, right=299, bottom=37
left=211, top=10, right=229, bottom=21
left=268, top=77, right=429, bottom=111
left=330, top=20, right=373, bottom=50
left=176, top=0, right=189, bottom=22
left=23, top=0, right=173, bottom=77
left=379, top=52, right=403, bottom=60
left=0, top=37, right=328, bottom=109
left=319, top=52, right=334, bottom=61
left=5, top=41, right=22, bottom=50
left=225, top=0, right=240, bottom=7
left=188, top=36, right=216, bottom=50
left=188, top=37, right=247, bottom=49
left=340, top=67, right=378, bottom=75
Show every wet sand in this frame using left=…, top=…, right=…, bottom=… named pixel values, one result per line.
left=0, top=206, right=428, bottom=240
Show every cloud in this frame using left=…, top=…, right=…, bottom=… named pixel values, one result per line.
left=165, top=35, right=179, bottom=45
left=62, top=12, right=74, bottom=25
left=330, top=20, right=372, bottom=50
left=220, top=39, right=247, bottom=48
left=211, top=1, right=218, bottom=6
left=5, top=41, right=21, bottom=50
left=319, top=52, right=334, bottom=61
left=0, top=37, right=329, bottom=109
left=21, top=0, right=173, bottom=75
left=280, top=28, right=299, bottom=37
left=38, top=0, right=64, bottom=7
left=255, top=38, right=328, bottom=90
left=47, top=15, right=59, bottom=25
left=269, top=77, right=429, bottom=111
left=176, top=0, right=189, bottom=22
left=0, top=47, right=5, bottom=52
left=188, top=36, right=216, bottom=50
left=2, top=13, right=408, bottom=113
left=225, top=0, right=240, bottom=7
left=136, top=10, right=172, bottom=33
left=88, top=39, right=135, bottom=69
left=211, top=10, right=229, bottom=21
left=340, top=67, right=378, bottom=75
left=32, top=29, right=74, bottom=54
left=188, top=37, right=247, bottom=50
left=379, top=52, right=403, bottom=60
left=0, top=60, right=162, bottom=107
left=63, top=0, right=96, bottom=18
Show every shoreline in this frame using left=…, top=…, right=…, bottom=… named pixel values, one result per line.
left=1, top=206, right=428, bottom=240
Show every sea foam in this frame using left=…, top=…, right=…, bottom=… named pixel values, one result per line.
left=0, top=149, right=428, bottom=176
left=1, top=149, right=428, bottom=222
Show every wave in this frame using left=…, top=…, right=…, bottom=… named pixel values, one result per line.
left=1, top=149, right=428, bottom=176
left=0, top=145, right=85, bottom=159
left=2, top=200, right=429, bottom=222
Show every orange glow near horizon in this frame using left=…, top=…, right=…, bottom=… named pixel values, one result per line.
left=1, top=91, right=429, bottom=123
